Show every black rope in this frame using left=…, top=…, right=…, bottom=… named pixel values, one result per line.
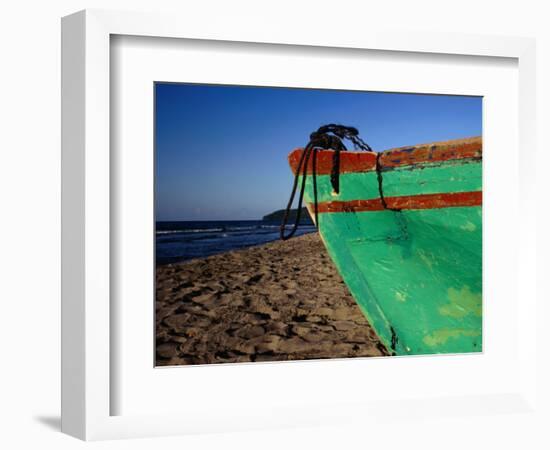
left=375, top=152, right=401, bottom=212
left=280, top=124, right=372, bottom=240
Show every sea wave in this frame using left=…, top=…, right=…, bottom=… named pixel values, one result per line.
left=259, top=224, right=314, bottom=229
left=156, top=228, right=224, bottom=235
left=156, top=222, right=316, bottom=236
left=225, top=226, right=257, bottom=231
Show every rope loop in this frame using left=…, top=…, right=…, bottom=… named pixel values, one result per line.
left=280, top=124, right=372, bottom=240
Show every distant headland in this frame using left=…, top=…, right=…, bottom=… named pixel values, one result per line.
left=262, top=207, right=313, bottom=224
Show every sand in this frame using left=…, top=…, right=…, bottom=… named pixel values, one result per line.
left=156, top=233, right=388, bottom=366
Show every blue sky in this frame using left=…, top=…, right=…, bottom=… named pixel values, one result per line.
left=155, top=83, right=482, bottom=221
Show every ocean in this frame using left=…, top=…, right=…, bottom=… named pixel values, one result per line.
left=156, top=220, right=316, bottom=265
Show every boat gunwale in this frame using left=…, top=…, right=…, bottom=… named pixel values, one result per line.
left=288, top=136, right=482, bottom=175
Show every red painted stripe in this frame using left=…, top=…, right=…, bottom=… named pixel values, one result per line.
left=288, top=148, right=377, bottom=175
left=288, top=137, right=482, bottom=175
left=379, top=140, right=482, bottom=168
left=312, top=191, right=482, bottom=213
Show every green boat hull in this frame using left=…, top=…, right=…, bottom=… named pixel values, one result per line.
left=288, top=137, right=482, bottom=355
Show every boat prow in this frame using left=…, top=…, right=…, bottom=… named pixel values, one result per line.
left=287, top=136, right=482, bottom=355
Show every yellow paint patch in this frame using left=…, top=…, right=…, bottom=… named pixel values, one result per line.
left=423, top=328, right=480, bottom=346
left=438, top=286, right=482, bottom=319
left=395, top=291, right=407, bottom=302
left=417, top=249, right=435, bottom=270
left=460, top=221, right=476, bottom=232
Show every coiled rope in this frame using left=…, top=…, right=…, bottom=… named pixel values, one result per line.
left=280, top=124, right=372, bottom=240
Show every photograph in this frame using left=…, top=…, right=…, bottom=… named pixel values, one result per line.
left=154, top=83, right=482, bottom=366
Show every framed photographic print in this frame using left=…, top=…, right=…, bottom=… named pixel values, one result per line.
left=62, top=9, right=539, bottom=442
left=154, top=84, right=482, bottom=365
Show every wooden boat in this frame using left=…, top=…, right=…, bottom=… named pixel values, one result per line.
left=287, top=136, right=482, bottom=355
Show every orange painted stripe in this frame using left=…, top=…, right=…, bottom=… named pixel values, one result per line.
left=312, top=191, right=482, bottom=213
left=288, top=148, right=377, bottom=175
left=288, top=137, right=482, bottom=175
left=379, top=140, right=482, bottom=168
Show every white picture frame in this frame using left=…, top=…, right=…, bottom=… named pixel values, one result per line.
left=61, top=9, right=539, bottom=441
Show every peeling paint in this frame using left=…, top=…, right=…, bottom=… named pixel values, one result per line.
left=423, top=328, right=481, bottom=347
left=460, top=221, right=477, bottom=232
left=417, top=249, right=435, bottom=271
left=395, top=291, right=408, bottom=302
left=439, top=286, right=482, bottom=319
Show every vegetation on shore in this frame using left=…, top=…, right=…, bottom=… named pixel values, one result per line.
left=262, top=207, right=313, bottom=224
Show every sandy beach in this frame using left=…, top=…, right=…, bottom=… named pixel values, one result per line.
left=156, top=233, right=388, bottom=366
